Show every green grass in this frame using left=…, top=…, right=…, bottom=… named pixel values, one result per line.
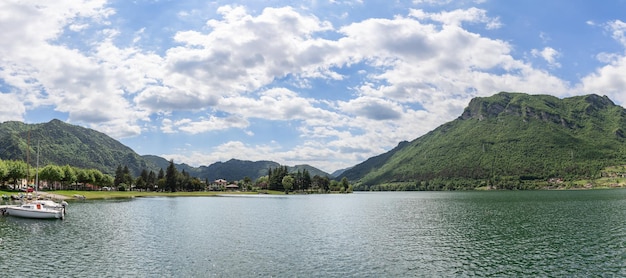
left=0, top=190, right=284, bottom=200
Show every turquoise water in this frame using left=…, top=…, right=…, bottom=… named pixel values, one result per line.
left=0, top=190, right=625, bottom=276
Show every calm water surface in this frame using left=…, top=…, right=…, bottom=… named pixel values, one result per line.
left=0, top=190, right=625, bottom=277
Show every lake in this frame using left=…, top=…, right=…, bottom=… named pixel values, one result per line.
left=1, top=190, right=625, bottom=277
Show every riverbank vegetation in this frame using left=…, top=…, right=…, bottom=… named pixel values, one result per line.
left=354, top=165, right=626, bottom=191
left=0, top=157, right=352, bottom=196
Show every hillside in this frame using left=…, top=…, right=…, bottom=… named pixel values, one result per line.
left=0, top=119, right=158, bottom=176
left=143, top=156, right=331, bottom=181
left=0, top=119, right=332, bottom=181
left=339, top=92, right=626, bottom=190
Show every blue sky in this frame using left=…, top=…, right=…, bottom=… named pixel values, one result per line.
left=2, top=0, right=626, bottom=173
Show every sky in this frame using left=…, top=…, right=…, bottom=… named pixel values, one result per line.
left=2, top=0, right=626, bottom=173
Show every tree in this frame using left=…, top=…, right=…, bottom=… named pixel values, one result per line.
left=147, top=170, right=157, bottom=191
left=0, top=160, right=7, bottom=188
left=39, top=164, right=64, bottom=189
left=75, top=168, right=95, bottom=190
left=268, top=166, right=288, bottom=191
left=61, top=165, right=77, bottom=189
left=136, top=169, right=149, bottom=191
left=97, top=174, right=114, bottom=188
left=114, top=165, right=124, bottom=186
left=255, top=175, right=269, bottom=190
left=165, top=160, right=178, bottom=192
left=282, top=175, right=294, bottom=194
left=302, top=169, right=311, bottom=192
left=6, top=160, right=28, bottom=187
left=340, top=177, right=350, bottom=192
left=122, top=165, right=133, bottom=187
left=157, top=168, right=165, bottom=180
left=135, top=176, right=146, bottom=191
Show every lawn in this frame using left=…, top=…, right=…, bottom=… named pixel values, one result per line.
left=0, top=190, right=281, bottom=200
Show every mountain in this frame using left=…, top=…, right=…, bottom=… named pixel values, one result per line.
left=0, top=119, right=158, bottom=175
left=330, top=167, right=352, bottom=177
left=288, top=164, right=330, bottom=179
left=339, top=92, right=626, bottom=190
left=142, top=155, right=201, bottom=175
left=142, top=156, right=331, bottom=181
left=0, top=119, right=325, bottom=182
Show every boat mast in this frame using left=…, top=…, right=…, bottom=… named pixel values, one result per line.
left=27, top=129, right=30, bottom=187
left=35, top=141, right=39, bottom=192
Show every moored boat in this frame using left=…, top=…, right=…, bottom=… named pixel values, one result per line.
left=4, top=202, right=65, bottom=219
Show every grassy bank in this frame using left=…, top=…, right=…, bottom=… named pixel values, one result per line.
left=0, top=190, right=282, bottom=200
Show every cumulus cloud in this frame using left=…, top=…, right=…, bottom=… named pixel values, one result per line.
left=339, top=97, right=403, bottom=120
left=576, top=20, right=626, bottom=105
left=0, top=93, right=26, bottom=122
left=607, top=20, right=626, bottom=47
left=6, top=1, right=618, bottom=171
left=531, top=47, right=561, bottom=68
left=409, top=8, right=502, bottom=29
left=0, top=0, right=143, bottom=137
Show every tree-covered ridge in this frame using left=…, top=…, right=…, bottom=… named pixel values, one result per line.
left=0, top=119, right=158, bottom=176
left=340, top=92, right=626, bottom=190
left=143, top=156, right=331, bottom=181
left=0, top=120, right=333, bottom=182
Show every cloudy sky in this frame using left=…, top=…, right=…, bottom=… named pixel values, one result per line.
left=2, top=0, right=626, bottom=173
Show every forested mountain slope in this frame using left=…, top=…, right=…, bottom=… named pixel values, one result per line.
left=339, top=92, right=626, bottom=190
left=143, top=156, right=330, bottom=181
left=0, top=119, right=157, bottom=175
left=0, top=120, right=331, bottom=181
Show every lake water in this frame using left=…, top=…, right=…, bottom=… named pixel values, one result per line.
left=1, top=190, right=625, bottom=277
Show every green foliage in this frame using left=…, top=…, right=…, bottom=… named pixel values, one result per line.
left=268, top=166, right=288, bottom=191
left=343, top=92, right=626, bottom=190
left=282, top=175, right=294, bottom=193
left=143, top=156, right=331, bottom=183
left=0, top=119, right=160, bottom=176
left=166, top=160, right=178, bottom=192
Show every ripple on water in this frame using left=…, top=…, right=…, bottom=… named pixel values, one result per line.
left=0, top=191, right=625, bottom=277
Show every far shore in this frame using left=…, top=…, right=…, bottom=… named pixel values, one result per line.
left=3, top=186, right=624, bottom=201
left=0, top=190, right=276, bottom=201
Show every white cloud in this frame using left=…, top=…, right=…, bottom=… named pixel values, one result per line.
left=409, top=8, right=501, bottom=29
left=576, top=20, right=626, bottom=104
left=0, top=93, right=26, bottom=122
left=6, top=2, right=616, bottom=172
left=607, top=20, right=626, bottom=47
left=531, top=47, right=561, bottom=68
left=0, top=0, right=143, bottom=137
left=151, top=6, right=573, bottom=171
left=339, top=97, right=403, bottom=120
left=578, top=55, right=626, bottom=104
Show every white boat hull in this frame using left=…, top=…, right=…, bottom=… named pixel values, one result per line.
left=5, top=205, right=64, bottom=219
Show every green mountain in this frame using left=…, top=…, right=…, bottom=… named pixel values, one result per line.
left=0, top=120, right=332, bottom=181
left=339, top=92, right=626, bottom=190
left=0, top=119, right=158, bottom=176
left=143, top=156, right=330, bottom=181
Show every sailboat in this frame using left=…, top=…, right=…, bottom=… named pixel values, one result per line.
left=4, top=141, right=67, bottom=220
left=4, top=202, right=65, bottom=219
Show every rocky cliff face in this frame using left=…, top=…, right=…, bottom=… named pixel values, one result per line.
left=459, top=92, right=617, bottom=130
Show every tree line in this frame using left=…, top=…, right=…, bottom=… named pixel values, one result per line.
left=0, top=158, right=113, bottom=190
left=259, top=166, right=352, bottom=193
left=113, top=160, right=205, bottom=192
left=0, top=158, right=353, bottom=194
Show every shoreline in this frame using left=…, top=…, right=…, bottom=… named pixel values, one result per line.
left=3, top=187, right=624, bottom=201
